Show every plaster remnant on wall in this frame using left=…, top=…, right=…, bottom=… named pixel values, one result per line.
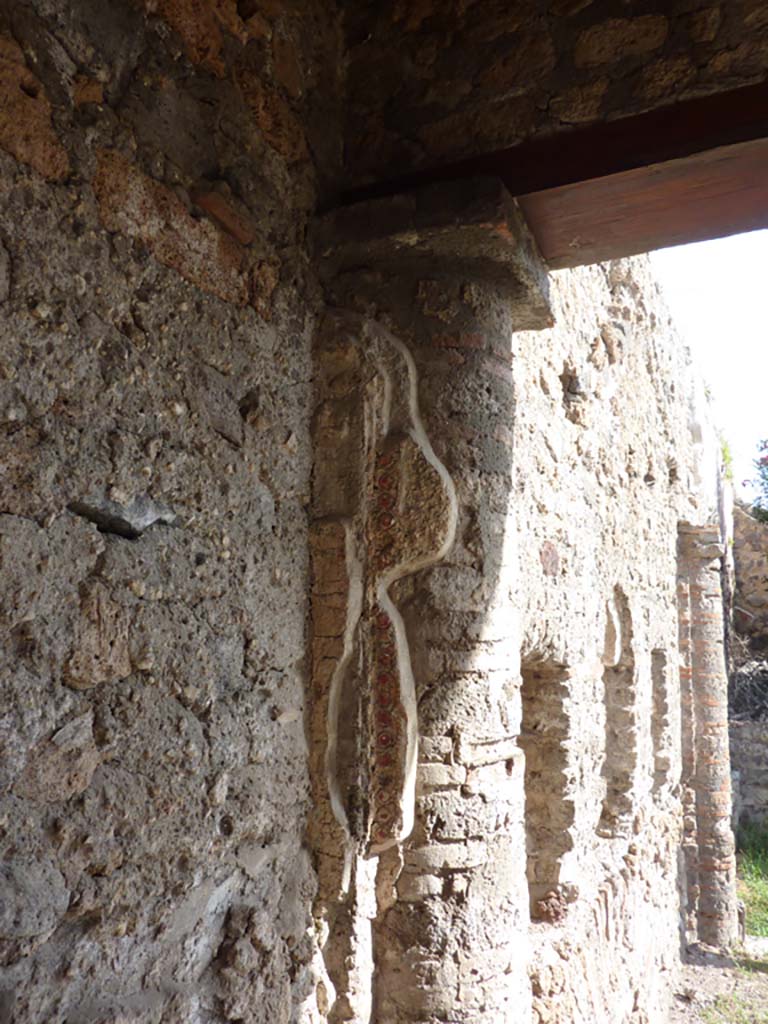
left=312, top=315, right=457, bottom=858
left=309, top=312, right=458, bottom=1022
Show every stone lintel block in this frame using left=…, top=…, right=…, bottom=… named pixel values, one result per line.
left=315, top=177, right=553, bottom=331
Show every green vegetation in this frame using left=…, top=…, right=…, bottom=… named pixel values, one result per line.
left=698, top=827, right=768, bottom=1021
left=739, top=822, right=768, bottom=938
left=702, top=993, right=768, bottom=1024
left=748, top=440, right=768, bottom=522
left=721, top=437, right=734, bottom=482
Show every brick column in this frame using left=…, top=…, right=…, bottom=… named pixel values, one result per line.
left=678, top=524, right=738, bottom=947
left=310, top=179, right=552, bottom=1023
left=677, top=564, right=699, bottom=937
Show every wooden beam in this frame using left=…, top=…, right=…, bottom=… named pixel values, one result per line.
left=517, top=137, right=768, bottom=269
left=337, top=80, right=768, bottom=208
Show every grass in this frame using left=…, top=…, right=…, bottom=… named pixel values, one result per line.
left=701, top=993, right=768, bottom=1024
left=699, top=825, right=768, bottom=1021
left=738, top=822, right=768, bottom=938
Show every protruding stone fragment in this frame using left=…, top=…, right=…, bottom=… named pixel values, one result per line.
left=69, top=494, right=178, bottom=539
left=14, top=712, right=101, bottom=802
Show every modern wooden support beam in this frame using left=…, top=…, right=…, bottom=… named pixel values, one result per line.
left=337, top=80, right=768, bottom=268
left=519, top=136, right=768, bottom=268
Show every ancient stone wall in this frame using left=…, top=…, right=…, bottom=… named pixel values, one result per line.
left=512, top=262, right=737, bottom=1016
left=0, top=1, right=341, bottom=1021
left=733, top=505, right=768, bottom=648
left=730, top=508, right=768, bottom=832
left=731, top=719, right=768, bottom=830
left=309, top=179, right=733, bottom=1019
left=340, top=0, right=768, bottom=184
left=0, top=3, right=744, bottom=1022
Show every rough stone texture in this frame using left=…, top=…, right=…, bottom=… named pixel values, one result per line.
left=729, top=510, right=768, bottom=832
left=0, top=0, right=341, bottom=1020
left=0, top=3, right=747, bottom=1022
left=309, top=219, right=734, bottom=1021
left=733, top=505, right=768, bottom=647
left=731, top=718, right=768, bottom=830
left=0, top=32, right=69, bottom=180
left=340, top=1, right=768, bottom=183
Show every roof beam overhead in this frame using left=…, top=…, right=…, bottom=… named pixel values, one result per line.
left=337, top=81, right=768, bottom=268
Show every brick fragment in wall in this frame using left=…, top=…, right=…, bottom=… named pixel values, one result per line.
left=191, top=187, right=259, bottom=246
left=72, top=74, right=104, bottom=106
left=0, top=34, right=69, bottom=181
left=236, top=72, right=308, bottom=162
left=93, top=149, right=250, bottom=306
left=64, top=580, right=132, bottom=690
left=143, top=0, right=249, bottom=77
